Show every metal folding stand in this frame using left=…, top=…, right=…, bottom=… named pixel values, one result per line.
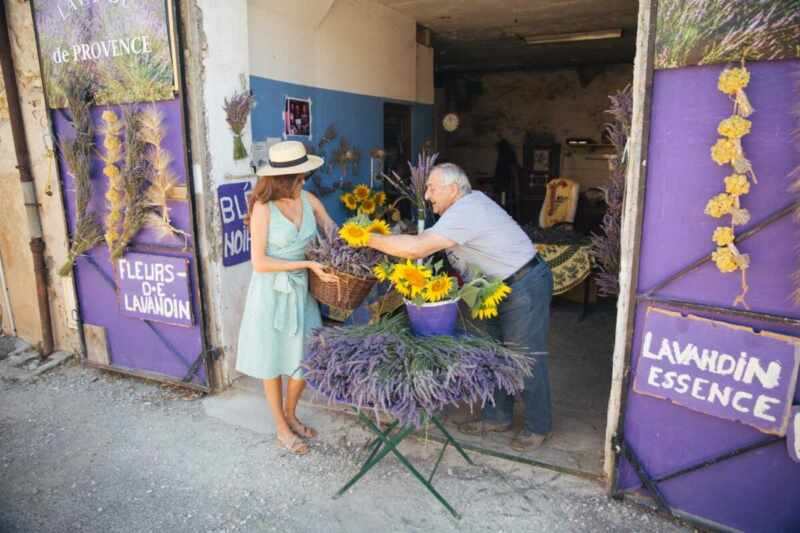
left=334, top=410, right=474, bottom=519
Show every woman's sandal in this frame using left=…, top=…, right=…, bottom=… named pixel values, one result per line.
left=287, top=419, right=318, bottom=439
left=277, top=432, right=309, bottom=455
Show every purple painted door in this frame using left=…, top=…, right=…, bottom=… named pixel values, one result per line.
left=615, top=60, right=800, bottom=531
left=53, top=99, right=208, bottom=389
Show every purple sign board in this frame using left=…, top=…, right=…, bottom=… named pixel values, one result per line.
left=217, top=181, right=253, bottom=267
left=116, top=252, right=194, bottom=327
left=633, top=307, right=800, bottom=435
left=789, top=407, right=800, bottom=464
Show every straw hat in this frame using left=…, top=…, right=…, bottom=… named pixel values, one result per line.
left=256, top=140, right=324, bottom=176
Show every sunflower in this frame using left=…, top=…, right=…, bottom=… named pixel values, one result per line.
left=483, top=283, right=512, bottom=307
left=718, top=67, right=750, bottom=95
left=373, top=191, right=387, bottom=206
left=717, top=115, right=751, bottom=140
left=366, top=219, right=391, bottom=235
left=391, top=260, right=432, bottom=298
left=339, top=222, right=370, bottom=247
left=472, top=301, right=499, bottom=320
left=373, top=263, right=391, bottom=282
left=359, top=198, right=377, bottom=215
left=423, top=275, right=454, bottom=302
left=341, top=193, right=358, bottom=210
left=712, top=226, right=735, bottom=247
left=353, top=184, right=371, bottom=201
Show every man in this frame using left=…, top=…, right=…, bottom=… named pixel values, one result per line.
left=365, top=163, right=553, bottom=451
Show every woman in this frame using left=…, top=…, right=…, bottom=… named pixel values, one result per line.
left=236, top=141, right=337, bottom=455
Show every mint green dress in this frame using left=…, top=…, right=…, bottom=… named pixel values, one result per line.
left=236, top=191, right=322, bottom=379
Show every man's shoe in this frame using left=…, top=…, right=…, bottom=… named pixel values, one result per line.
left=510, top=431, right=550, bottom=452
left=458, top=420, right=513, bottom=436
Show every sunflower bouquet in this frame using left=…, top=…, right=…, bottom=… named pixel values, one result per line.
left=340, top=184, right=402, bottom=224
left=373, top=258, right=511, bottom=321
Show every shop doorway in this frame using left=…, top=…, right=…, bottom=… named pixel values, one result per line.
left=383, top=102, right=412, bottom=177
left=378, top=0, right=639, bottom=478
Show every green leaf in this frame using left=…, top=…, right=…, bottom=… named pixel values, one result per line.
left=459, top=285, right=480, bottom=308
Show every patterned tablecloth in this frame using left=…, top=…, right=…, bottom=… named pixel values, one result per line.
left=535, top=243, right=593, bottom=295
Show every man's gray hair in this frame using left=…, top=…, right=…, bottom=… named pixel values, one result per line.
left=431, top=163, right=472, bottom=194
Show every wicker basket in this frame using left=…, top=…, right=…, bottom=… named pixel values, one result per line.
left=309, top=267, right=376, bottom=310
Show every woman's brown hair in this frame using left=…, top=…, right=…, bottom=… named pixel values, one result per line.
left=244, top=173, right=304, bottom=226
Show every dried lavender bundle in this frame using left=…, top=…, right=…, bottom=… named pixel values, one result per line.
left=589, top=85, right=632, bottom=297
left=223, top=89, right=255, bottom=161
left=58, top=79, right=104, bottom=276
left=306, top=225, right=384, bottom=278
left=302, top=314, right=533, bottom=428
left=111, top=109, right=150, bottom=259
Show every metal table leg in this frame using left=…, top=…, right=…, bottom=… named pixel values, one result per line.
left=334, top=411, right=473, bottom=519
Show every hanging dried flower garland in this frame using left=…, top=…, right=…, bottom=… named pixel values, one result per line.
left=140, top=107, right=190, bottom=246
left=58, top=80, right=104, bottom=276
left=705, top=63, right=756, bottom=308
left=100, top=110, right=125, bottom=251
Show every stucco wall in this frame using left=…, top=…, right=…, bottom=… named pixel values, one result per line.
left=438, top=64, right=633, bottom=188
left=0, top=3, right=79, bottom=352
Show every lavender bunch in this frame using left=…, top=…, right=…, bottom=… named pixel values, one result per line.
left=306, top=225, right=384, bottom=278
left=302, top=314, right=533, bottom=428
left=380, top=150, right=438, bottom=232
left=223, top=89, right=256, bottom=160
left=589, top=85, right=632, bottom=297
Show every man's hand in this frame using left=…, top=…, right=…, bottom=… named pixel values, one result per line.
left=367, top=231, right=455, bottom=259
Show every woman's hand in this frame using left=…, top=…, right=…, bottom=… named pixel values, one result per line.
left=307, top=261, right=338, bottom=283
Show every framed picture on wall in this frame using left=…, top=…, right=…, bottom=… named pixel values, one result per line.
left=528, top=144, right=561, bottom=178
left=284, top=97, right=312, bottom=138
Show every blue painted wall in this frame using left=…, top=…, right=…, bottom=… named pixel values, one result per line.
left=250, top=75, right=434, bottom=223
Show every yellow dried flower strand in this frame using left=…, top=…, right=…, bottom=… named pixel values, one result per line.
left=724, top=174, right=749, bottom=196
left=717, top=67, right=750, bottom=95
left=712, top=226, right=735, bottom=247
left=711, top=246, right=738, bottom=273
left=717, top=115, right=751, bottom=139
left=373, top=191, right=387, bottom=206
left=339, top=222, right=370, bottom=247
left=704, top=193, right=735, bottom=218
left=711, top=138, right=738, bottom=165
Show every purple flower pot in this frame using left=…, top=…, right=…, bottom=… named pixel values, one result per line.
left=404, top=298, right=459, bottom=337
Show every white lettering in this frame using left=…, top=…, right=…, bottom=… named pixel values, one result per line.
left=707, top=382, right=732, bottom=407
left=220, top=196, right=236, bottom=224
left=647, top=366, right=663, bottom=388
left=732, top=391, right=753, bottom=414
left=658, top=338, right=676, bottom=364
left=743, top=358, right=781, bottom=390
left=753, top=395, right=780, bottom=422
left=690, top=377, right=709, bottom=401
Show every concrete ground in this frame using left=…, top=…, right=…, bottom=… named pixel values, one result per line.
left=0, top=352, right=692, bottom=533
left=439, top=297, right=616, bottom=477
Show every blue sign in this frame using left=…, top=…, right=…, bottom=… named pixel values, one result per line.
left=217, top=181, right=253, bottom=267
